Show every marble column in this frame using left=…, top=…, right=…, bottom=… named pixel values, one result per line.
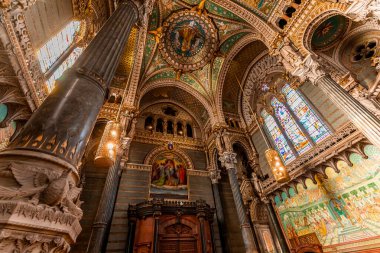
left=219, top=152, right=258, bottom=253
left=87, top=136, right=132, bottom=252
left=265, top=200, right=290, bottom=253
left=292, top=55, right=380, bottom=149
left=0, top=1, right=147, bottom=251
left=210, top=169, right=229, bottom=252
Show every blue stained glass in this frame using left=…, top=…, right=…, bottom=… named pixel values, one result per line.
left=37, top=21, right=80, bottom=73
left=282, top=84, right=330, bottom=143
left=46, top=47, right=83, bottom=91
left=271, top=97, right=312, bottom=154
left=261, top=110, right=295, bottom=164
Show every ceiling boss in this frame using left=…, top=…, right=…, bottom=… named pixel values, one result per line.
left=157, top=0, right=219, bottom=74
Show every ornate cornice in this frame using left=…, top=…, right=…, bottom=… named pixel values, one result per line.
left=262, top=122, right=365, bottom=194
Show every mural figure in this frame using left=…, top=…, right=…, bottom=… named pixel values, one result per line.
left=275, top=145, right=380, bottom=246
left=150, top=152, right=188, bottom=199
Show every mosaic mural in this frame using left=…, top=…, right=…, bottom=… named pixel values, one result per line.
left=150, top=152, right=188, bottom=199
left=275, top=145, right=380, bottom=247
left=143, top=0, right=252, bottom=101
left=234, top=0, right=278, bottom=19
left=159, top=10, right=218, bottom=72
left=311, top=15, right=349, bottom=50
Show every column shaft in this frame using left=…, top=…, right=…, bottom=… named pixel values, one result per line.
left=87, top=153, right=123, bottom=252
left=317, top=76, right=380, bottom=148
left=266, top=203, right=290, bottom=253
left=153, top=217, right=160, bottom=253
left=4, top=1, right=138, bottom=167
left=212, top=183, right=229, bottom=253
left=227, top=168, right=258, bottom=253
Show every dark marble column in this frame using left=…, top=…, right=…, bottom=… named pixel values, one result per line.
left=211, top=176, right=229, bottom=253
left=219, top=152, right=258, bottom=253
left=87, top=142, right=125, bottom=253
left=266, top=201, right=290, bottom=253
left=2, top=0, right=139, bottom=169
left=0, top=1, right=143, bottom=250
left=197, top=200, right=208, bottom=253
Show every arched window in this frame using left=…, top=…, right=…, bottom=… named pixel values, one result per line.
left=261, top=84, right=331, bottom=164
left=186, top=124, right=193, bottom=138
left=282, top=84, right=330, bottom=142
left=261, top=110, right=296, bottom=164
left=271, top=97, right=312, bottom=154
left=37, top=21, right=83, bottom=92
left=156, top=118, right=164, bottom=133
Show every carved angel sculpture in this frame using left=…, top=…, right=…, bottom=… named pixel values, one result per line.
left=0, top=163, right=83, bottom=217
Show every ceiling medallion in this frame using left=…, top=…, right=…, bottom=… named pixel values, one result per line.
left=159, top=10, right=219, bottom=72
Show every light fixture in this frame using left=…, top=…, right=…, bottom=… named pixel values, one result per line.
left=178, top=129, right=183, bottom=135
left=94, top=121, right=121, bottom=167
left=147, top=124, right=153, bottom=130
left=236, top=75, right=290, bottom=183
left=265, top=149, right=290, bottom=183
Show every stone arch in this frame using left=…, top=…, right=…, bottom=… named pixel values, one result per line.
left=332, top=22, right=380, bottom=89
left=138, top=79, right=216, bottom=125
left=290, top=2, right=350, bottom=55
left=144, top=146, right=194, bottom=170
left=139, top=99, right=204, bottom=133
left=239, top=54, right=285, bottom=126
left=216, top=34, right=268, bottom=123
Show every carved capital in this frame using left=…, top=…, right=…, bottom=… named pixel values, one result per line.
left=345, top=0, right=380, bottom=22
left=127, top=0, right=155, bottom=27
left=209, top=168, right=221, bottom=184
left=219, top=152, right=237, bottom=170
left=292, top=55, right=327, bottom=84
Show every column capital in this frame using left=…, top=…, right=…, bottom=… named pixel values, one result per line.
left=292, top=55, right=328, bottom=85
left=209, top=168, right=221, bottom=184
left=345, top=0, right=380, bottom=22
left=219, top=152, right=237, bottom=170
left=126, top=0, right=155, bottom=27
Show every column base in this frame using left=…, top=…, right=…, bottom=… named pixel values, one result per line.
left=0, top=200, right=81, bottom=252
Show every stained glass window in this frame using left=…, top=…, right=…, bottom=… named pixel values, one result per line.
left=46, top=47, right=83, bottom=90
left=271, top=97, right=312, bottom=154
left=282, top=84, right=330, bottom=142
left=261, top=110, right=296, bottom=164
left=37, top=21, right=81, bottom=73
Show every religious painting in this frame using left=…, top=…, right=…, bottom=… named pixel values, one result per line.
left=274, top=145, right=380, bottom=248
left=150, top=152, right=188, bottom=199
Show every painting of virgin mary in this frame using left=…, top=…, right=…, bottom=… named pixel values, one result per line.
left=150, top=152, right=188, bottom=199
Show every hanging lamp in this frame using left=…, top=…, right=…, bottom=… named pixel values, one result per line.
left=236, top=76, right=290, bottom=183
left=94, top=54, right=134, bottom=167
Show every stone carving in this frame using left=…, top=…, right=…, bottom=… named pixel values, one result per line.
left=240, top=176, right=254, bottom=204
left=209, top=168, right=221, bottom=184
left=346, top=0, right=380, bottom=22
left=292, top=55, right=327, bottom=84
left=130, top=0, right=155, bottom=27
left=351, top=89, right=380, bottom=117
left=0, top=230, right=70, bottom=253
left=219, top=151, right=237, bottom=170
left=0, top=163, right=83, bottom=218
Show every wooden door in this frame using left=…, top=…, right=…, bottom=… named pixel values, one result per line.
left=159, top=223, right=198, bottom=253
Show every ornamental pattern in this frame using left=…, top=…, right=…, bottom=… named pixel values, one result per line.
left=159, top=10, right=218, bottom=72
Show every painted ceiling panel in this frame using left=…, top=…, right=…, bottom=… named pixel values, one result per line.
left=232, top=0, right=279, bottom=20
